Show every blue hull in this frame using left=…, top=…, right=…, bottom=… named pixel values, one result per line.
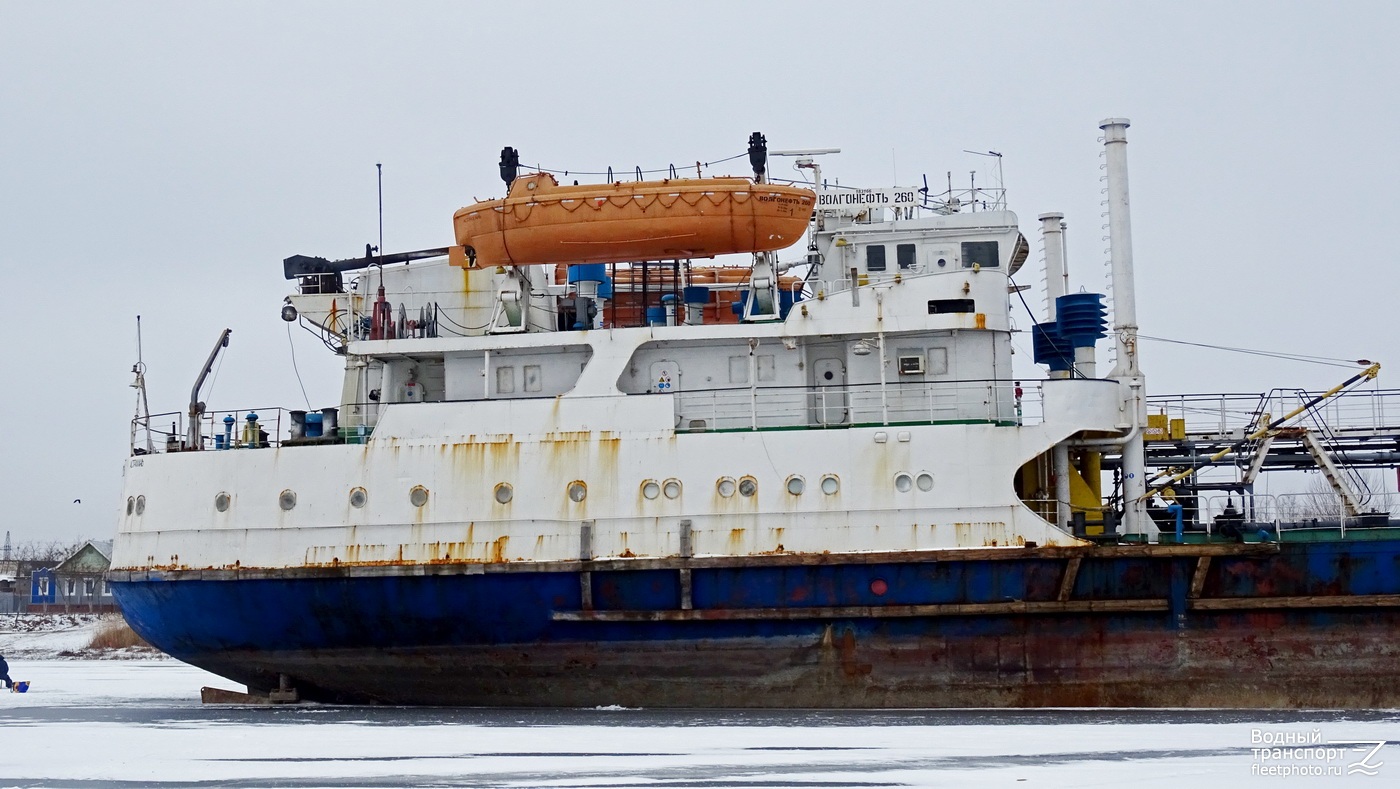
left=112, top=539, right=1400, bottom=707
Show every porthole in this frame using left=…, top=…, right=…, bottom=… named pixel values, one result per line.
left=126, top=496, right=134, bottom=515
left=349, top=487, right=368, bottom=508
left=214, top=492, right=230, bottom=512
left=937, top=257, right=947, bottom=267
left=642, top=480, right=661, bottom=500
left=494, top=483, right=513, bottom=504
left=568, top=481, right=587, bottom=502
left=916, top=472, right=934, bottom=492
left=894, top=473, right=913, bottom=493
left=738, top=476, right=757, bottom=497
left=717, top=477, right=736, bottom=498
left=278, top=489, right=297, bottom=511
left=409, top=486, right=429, bottom=507
left=821, top=475, right=840, bottom=495
left=662, top=479, right=682, bottom=499
left=786, top=475, right=805, bottom=495
left=135, top=495, right=146, bottom=515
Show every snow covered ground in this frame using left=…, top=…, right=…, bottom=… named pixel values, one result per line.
left=0, top=660, right=1396, bottom=787
left=0, top=613, right=159, bottom=659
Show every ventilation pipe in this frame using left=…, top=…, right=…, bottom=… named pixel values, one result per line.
left=1100, top=118, right=1148, bottom=537
left=1040, top=212, right=1072, bottom=528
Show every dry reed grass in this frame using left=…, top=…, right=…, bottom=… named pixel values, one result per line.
left=85, top=616, right=152, bottom=650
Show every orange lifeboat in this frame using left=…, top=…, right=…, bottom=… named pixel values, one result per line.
left=451, top=173, right=815, bottom=268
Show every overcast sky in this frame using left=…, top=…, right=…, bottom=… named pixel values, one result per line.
left=3, top=1, right=1398, bottom=545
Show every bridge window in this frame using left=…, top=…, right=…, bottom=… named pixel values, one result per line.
left=866, top=245, right=886, bottom=272
left=961, top=241, right=999, bottom=268
left=897, top=244, right=916, bottom=270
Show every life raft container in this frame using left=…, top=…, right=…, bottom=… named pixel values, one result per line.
left=451, top=173, right=815, bottom=268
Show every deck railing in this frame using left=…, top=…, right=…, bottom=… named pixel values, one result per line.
left=131, top=408, right=289, bottom=454
left=1195, top=492, right=1400, bottom=536
left=673, top=379, right=1025, bottom=432
left=1146, top=387, right=1400, bottom=439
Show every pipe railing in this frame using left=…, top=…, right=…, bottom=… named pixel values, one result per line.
left=131, top=408, right=289, bottom=454
left=1146, top=388, right=1400, bottom=439
left=673, top=379, right=1028, bottom=432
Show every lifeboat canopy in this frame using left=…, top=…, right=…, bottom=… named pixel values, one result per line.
left=451, top=174, right=815, bottom=269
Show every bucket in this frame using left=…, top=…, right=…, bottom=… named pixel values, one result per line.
left=304, top=412, right=323, bottom=438
left=13, top=681, right=29, bottom=693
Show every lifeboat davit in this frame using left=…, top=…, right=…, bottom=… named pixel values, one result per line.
left=451, top=173, right=815, bottom=268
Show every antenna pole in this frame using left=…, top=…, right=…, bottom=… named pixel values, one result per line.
left=376, top=163, right=384, bottom=291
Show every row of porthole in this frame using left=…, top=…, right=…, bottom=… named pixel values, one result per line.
left=641, top=479, right=683, bottom=500
left=141, top=471, right=928, bottom=516
left=895, top=472, right=936, bottom=492
left=715, top=474, right=844, bottom=498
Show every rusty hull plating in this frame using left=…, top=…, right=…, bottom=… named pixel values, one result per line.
left=112, top=539, right=1400, bottom=708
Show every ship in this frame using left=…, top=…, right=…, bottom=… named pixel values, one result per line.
left=110, top=122, right=1400, bottom=708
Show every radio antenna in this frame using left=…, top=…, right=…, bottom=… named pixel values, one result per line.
left=376, top=163, right=384, bottom=288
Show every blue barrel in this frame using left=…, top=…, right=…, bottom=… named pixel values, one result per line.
left=645, top=306, right=666, bottom=326
left=304, top=412, right=324, bottom=438
left=567, top=263, right=607, bottom=284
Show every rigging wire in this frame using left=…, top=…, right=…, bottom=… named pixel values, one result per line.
left=526, top=151, right=748, bottom=179
left=204, top=341, right=226, bottom=414
left=287, top=321, right=312, bottom=409
left=1006, top=279, right=1368, bottom=372
left=1137, top=334, right=1367, bottom=368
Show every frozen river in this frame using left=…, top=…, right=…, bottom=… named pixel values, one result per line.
left=1, top=660, right=1397, bottom=787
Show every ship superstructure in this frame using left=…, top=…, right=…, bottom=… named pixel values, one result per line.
left=111, top=122, right=1400, bottom=708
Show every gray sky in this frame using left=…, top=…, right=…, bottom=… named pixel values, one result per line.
left=3, top=1, right=1398, bottom=545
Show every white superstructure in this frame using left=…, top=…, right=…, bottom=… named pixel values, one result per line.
left=114, top=136, right=1139, bottom=574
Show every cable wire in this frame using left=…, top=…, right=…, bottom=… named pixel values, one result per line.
left=527, top=151, right=748, bottom=179
left=1137, top=334, right=1366, bottom=368
left=287, top=321, right=312, bottom=408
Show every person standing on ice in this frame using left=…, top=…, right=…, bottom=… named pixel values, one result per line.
left=0, top=652, right=12, bottom=690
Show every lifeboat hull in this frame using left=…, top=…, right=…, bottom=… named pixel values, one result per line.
left=453, top=174, right=815, bottom=267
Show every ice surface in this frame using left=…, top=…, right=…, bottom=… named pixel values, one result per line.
left=0, top=660, right=1396, bottom=787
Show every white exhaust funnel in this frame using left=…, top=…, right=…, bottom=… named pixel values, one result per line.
left=1099, top=117, right=1148, bottom=537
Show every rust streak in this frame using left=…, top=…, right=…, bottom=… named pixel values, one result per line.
left=1189, top=556, right=1211, bottom=599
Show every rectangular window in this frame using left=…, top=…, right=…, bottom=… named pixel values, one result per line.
left=866, top=245, right=886, bottom=272
left=103, top=580, right=111, bottom=595
left=67, top=579, right=75, bottom=595
left=927, top=347, right=949, bottom=375
left=38, top=577, right=49, bottom=596
left=960, top=240, right=999, bottom=268
left=728, top=356, right=749, bottom=384
left=84, top=579, right=96, bottom=596
left=757, top=355, right=776, bottom=382
left=928, top=299, right=976, bottom=314
left=495, top=365, right=515, bottom=394
left=897, top=243, right=916, bottom=270
left=523, top=365, right=542, bottom=393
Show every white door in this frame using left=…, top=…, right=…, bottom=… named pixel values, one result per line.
left=649, top=360, right=681, bottom=393
left=812, top=358, right=848, bottom=425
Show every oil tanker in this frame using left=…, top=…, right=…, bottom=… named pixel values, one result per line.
left=111, top=122, right=1400, bottom=707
